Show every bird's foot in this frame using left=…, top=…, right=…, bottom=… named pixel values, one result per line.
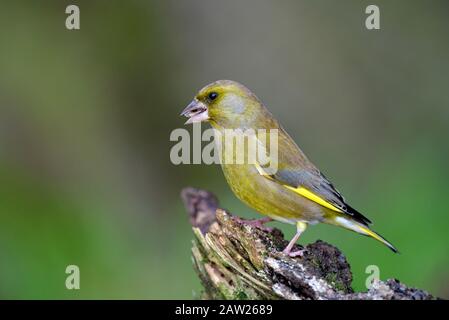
left=234, top=217, right=274, bottom=232
left=283, top=248, right=305, bottom=258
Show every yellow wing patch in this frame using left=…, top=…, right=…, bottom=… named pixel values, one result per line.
left=254, top=162, right=343, bottom=213
left=356, top=225, right=384, bottom=243
left=284, top=185, right=344, bottom=213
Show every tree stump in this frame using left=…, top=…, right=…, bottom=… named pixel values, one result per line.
left=181, top=187, right=436, bottom=300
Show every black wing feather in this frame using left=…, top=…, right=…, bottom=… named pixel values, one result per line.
left=269, top=168, right=372, bottom=226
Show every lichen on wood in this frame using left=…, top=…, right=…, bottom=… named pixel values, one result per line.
left=181, top=187, right=436, bottom=300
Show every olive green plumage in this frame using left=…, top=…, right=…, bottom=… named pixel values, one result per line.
left=181, top=80, right=398, bottom=254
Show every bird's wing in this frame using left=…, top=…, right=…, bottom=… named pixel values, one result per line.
left=256, top=162, right=371, bottom=225
left=251, top=125, right=372, bottom=225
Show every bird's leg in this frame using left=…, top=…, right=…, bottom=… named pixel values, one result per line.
left=282, top=221, right=307, bottom=257
left=234, top=216, right=274, bottom=232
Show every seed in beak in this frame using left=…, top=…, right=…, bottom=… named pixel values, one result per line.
left=180, top=100, right=209, bottom=124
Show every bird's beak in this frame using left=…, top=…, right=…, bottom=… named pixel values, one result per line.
left=180, top=99, right=209, bottom=124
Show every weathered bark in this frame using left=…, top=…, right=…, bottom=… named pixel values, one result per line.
left=181, top=187, right=437, bottom=300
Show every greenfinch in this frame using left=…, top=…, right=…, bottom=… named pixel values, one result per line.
left=181, top=80, right=398, bottom=255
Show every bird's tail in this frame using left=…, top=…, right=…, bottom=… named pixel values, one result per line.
left=331, top=216, right=399, bottom=253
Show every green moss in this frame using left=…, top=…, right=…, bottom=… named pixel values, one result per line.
left=325, top=273, right=347, bottom=292
left=233, top=290, right=248, bottom=300
left=310, top=258, right=321, bottom=268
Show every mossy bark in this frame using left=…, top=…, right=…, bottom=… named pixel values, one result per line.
left=181, top=187, right=436, bottom=300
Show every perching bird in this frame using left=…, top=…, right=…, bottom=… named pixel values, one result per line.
left=181, top=80, right=398, bottom=256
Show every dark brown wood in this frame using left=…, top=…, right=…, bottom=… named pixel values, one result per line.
left=181, top=187, right=436, bottom=300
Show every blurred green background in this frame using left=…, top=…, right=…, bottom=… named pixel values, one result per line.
left=0, top=0, right=448, bottom=299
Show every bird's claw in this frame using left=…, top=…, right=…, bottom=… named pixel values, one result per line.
left=282, top=248, right=305, bottom=258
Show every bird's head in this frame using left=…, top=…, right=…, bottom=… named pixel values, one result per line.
left=181, top=80, right=274, bottom=129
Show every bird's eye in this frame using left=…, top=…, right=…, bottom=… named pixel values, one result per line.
left=208, top=92, right=218, bottom=101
